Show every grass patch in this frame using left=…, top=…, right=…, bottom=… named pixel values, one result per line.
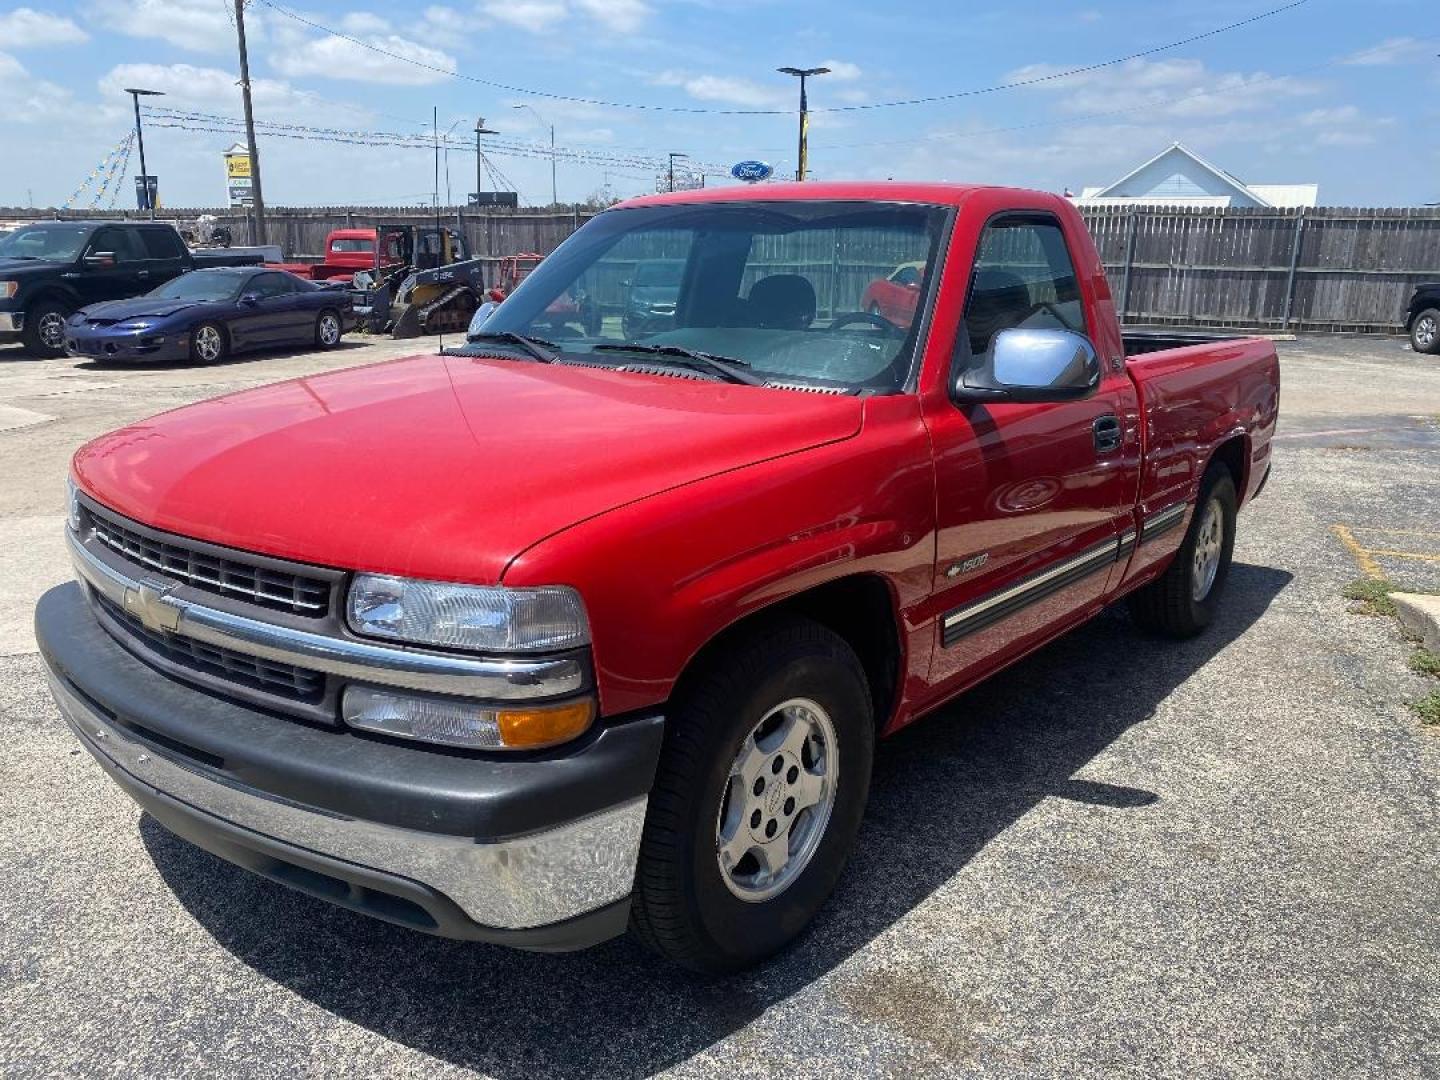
left=1410, top=649, right=1440, bottom=678
left=1409, top=692, right=1440, bottom=726
left=1343, top=577, right=1398, bottom=617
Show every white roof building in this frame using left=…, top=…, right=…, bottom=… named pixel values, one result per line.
left=1072, top=143, right=1318, bottom=209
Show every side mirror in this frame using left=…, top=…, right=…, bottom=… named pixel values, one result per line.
left=239, top=293, right=261, bottom=306
left=620, top=279, right=632, bottom=288
left=954, top=327, right=1101, bottom=404
left=84, top=252, right=116, bottom=268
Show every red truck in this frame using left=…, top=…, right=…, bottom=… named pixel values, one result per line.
left=39, top=182, right=1278, bottom=973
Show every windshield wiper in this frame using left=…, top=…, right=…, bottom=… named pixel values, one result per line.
left=592, top=343, right=764, bottom=386
left=456, top=331, right=559, bottom=363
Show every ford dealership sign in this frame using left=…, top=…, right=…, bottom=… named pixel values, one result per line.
left=730, top=160, right=775, bottom=183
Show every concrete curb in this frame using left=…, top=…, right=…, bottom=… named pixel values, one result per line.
left=1389, top=592, right=1440, bottom=653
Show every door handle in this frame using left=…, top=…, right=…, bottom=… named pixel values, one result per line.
left=136, top=270, right=150, bottom=279
left=1093, top=414, right=1122, bottom=454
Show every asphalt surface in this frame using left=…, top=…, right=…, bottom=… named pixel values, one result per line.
left=1, top=334, right=1437, bottom=1078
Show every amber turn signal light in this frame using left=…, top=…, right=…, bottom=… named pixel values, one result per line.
left=497, top=699, right=596, bottom=749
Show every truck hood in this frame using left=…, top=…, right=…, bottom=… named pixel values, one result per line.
left=76, top=297, right=218, bottom=322
left=0, top=257, right=65, bottom=277
left=73, top=354, right=864, bottom=584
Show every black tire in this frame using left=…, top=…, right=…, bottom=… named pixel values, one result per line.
left=189, top=321, right=228, bottom=365
left=1127, top=465, right=1237, bottom=638
left=315, top=308, right=343, bottom=349
left=22, top=299, right=71, bottom=358
left=1410, top=307, right=1440, bottom=355
left=630, top=618, right=875, bottom=973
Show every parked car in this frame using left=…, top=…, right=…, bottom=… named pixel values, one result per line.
left=860, top=259, right=926, bottom=328
left=64, top=267, right=355, bottom=364
left=1405, top=282, right=1440, bottom=354
left=621, top=259, right=684, bottom=337
left=0, top=221, right=262, bottom=357
left=40, top=182, right=1278, bottom=973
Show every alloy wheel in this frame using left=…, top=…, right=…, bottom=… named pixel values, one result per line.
left=194, top=325, right=223, bottom=363
left=1191, top=496, right=1224, bottom=601
left=715, top=697, right=838, bottom=902
left=38, top=312, right=66, bottom=350
left=320, top=314, right=341, bottom=345
left=1417, top=316, right=1437, bottom=350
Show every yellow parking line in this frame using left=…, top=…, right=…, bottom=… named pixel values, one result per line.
left=1332, top=524, right=1382, bottom=579
left=1356, top=527, right=1440, bottom=540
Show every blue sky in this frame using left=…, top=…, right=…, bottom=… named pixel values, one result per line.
left=0, top=0, right=1433, bottom=210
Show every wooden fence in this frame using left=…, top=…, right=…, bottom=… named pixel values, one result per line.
left=5, top=203, right=1436, bottom=333
left=1080, top=206, right=1440, bottom=334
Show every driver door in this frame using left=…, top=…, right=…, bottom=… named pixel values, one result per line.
left=77, top=227, right=146, bottom=307
left=922, top=213, right=1139, bottom=690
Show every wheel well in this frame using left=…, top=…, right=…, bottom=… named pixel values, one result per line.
left=26, top=288, right=77, bottom=312
left=673, top=574, right=902, bottom=732
left=1208, top=435, right=1248, bottom=500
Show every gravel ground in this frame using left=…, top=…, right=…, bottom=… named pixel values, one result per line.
left=0, top=334, right=1437, bottom=1078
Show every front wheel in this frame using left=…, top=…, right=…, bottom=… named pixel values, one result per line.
left=1127, top=465, right=1237, bottom=637
left=189, top=322, right=228, bottom=364
left=1411, top=308, right=1440, bottom=355
left=630, top=618, right=874, bottom=972
left=315, top=309, right=343, bottom=349
left=22, top=300, right=71, bottom=358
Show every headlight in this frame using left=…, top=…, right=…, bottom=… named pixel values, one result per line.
left=119, top=320, right=154, bottom=331
left=66, top=476, right=80, bottom=532
left=347, top=574, right=589, bottom=652
left=0, top=281, right=16, bottom=299
left=342, top=686, right=595, bottom=750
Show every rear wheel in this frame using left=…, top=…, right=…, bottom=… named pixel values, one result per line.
left=189, top=322, right=228, bottom=365
left=22, top=299, right=71, bottom=358
left=1411, top=308, right=1440, bottom=355
left=315, top=309, right=342, bottom=348
left=1127, top=465, right=1237, bottom=638
left=630, top=618, right=874, bottom=972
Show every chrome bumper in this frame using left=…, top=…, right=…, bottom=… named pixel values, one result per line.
left=48, top=669, right=647, bottom=930
left=0, top=311, right=21, bottom=333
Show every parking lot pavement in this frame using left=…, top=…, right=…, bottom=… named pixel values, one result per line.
left=1, top=336, right=1437, bottom=1079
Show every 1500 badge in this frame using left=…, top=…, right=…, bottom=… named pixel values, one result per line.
left=945, top=553, right=990, bottom=578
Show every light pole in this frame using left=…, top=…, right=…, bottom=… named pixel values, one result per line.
left=667, top=152, right=689, bottom=192
left=123, top=87, right=164, bottom=215
left=512, top=104, right=556, bottom=206
left=777, top=66, right=830, bottom=181
left=474, top=117, right=497, bottom=204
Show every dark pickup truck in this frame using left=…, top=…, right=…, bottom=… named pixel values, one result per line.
left=1407, top=283, right=1440, bottom=355
left=0, top=221, right=262, bottom=357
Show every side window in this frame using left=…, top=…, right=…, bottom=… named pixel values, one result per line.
left=963, top=218, right=1087, bottom=359
left=90, top=228, right=145, bottom=264
left=140, top=228, right=186, bottom=259
left=892, top=265, right=921, bottom=287
left=248, top=272, right=294, bottom=298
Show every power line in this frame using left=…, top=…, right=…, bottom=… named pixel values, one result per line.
left=255, top=0, right=1312, bottom=116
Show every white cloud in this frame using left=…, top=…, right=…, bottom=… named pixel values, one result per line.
left=338, top=12, right=391, bottom=35
left=97, top=63, right=316, bottom=116
left=653, top=71, right=785, bottom=108
left=1343, top=38, right=1431, bottom=66
left=0, top=8, right=88, bottom=46
left=272, top=32, right=458, bottom=86
left=1005, top=57, right=1319, bottom=120
left=89, top=0, right=242, bottom=54
left=819, top=59, right=861, bottom=81
left=0, top=50, right=77, bottom=123
left=573, top=0, right=650, bottom=33
left=482, top=0, right=567, bottom=32
left=1299, top=105, right=1394, bottom=148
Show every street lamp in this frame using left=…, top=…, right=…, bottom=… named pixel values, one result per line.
left=474, top=117, right=498, bottom=204
left=123, top=87, right=165, bottom=215
left=512, top=104, right=557, bottom=206
left=777, top=66, right=829, bottom=182
left=667, top=152, right=689, bottom=192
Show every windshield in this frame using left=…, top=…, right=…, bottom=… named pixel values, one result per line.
left=148, top=271, right=242, bottom=302
left=474, top=200, right=948, bottom=392
left=331, top=238, right=374, bottom=253
left=0, top=224, right=92, bottom=262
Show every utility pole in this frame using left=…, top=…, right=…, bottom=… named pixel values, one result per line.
left=667, top=152, right=688, bottom=192
left=123, top=87, right=164, bottom=216
left=233, top=0, right=266, bottom=244
left=778, top=66, right=830, bottom=181
left=474, top=118, right=497, bottom=203
left=512, top=105, right=556, bottom=205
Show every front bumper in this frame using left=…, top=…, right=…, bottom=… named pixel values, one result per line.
left=0, top=309, right=21, bottom=343
left=37, top=583, right=664, bottom=950
left=65, top=328, right=187, bottom=364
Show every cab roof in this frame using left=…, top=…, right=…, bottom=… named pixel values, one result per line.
left=615, top=180, right=1043, bottom=211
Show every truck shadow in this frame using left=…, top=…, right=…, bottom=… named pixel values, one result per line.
left=142, top=562, right=1291, bottom=1079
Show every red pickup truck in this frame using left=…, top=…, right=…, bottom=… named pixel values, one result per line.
left=266, top=228, right=403, bottom=284
left=39, top=182, right=1278, bottom=973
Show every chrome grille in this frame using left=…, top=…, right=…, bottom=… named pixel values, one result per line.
left=96, top=593, right=324, bottom=703
left=87, top=505, right=331, bottom=616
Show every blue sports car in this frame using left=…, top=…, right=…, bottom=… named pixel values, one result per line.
left=64, top=266, right=356, bottom=364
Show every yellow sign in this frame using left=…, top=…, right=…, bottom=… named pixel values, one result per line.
left=225, top=153, right=252, bottom=179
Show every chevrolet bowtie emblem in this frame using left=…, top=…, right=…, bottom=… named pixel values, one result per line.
left=123, top=577, right=183, bottom=633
